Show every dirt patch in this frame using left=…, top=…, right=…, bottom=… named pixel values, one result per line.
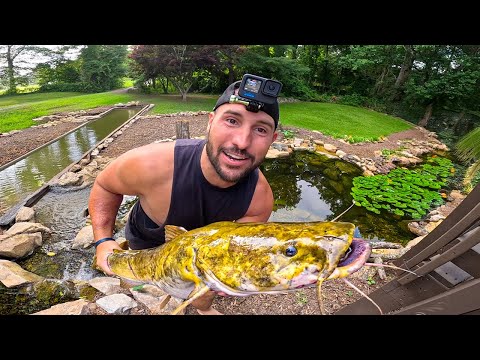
left=185, top=273, right=395, bottom=315
left=284, top=126, right=436, bottom=160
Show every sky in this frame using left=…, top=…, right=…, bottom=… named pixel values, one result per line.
left=0, top=45, right=82, bottom=77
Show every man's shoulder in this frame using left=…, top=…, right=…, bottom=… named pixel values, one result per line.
left=120, top=142, right=175, bottom=167
left=174, top=138, right=205, bottom=149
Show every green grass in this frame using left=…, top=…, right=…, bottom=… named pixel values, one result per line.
left=280, top=102, right=413, bottom=142
left=121, top=78, right=134, bottom=87
left=0, top=92, right=83, bottom=108
left=0, top=91, right=413, bottom=142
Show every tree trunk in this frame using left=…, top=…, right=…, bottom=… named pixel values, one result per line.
left=392, top=45, right=415, bottom=100
left=228, top=66, right=235, bottom=84
left=7, top=47, right=16, bottom=94
left=395, top=45, right=415, bottom=88
left=374, top=67, right=388, bottom=95
left=159, top=78, right=168, bottom=94
left=418, top=102, right=433, bottom=127
left=452, top=110, right=465, bottom=134
left=323, top=45, right=330, bottom=92
left=176, top=120, right=190, bottom=139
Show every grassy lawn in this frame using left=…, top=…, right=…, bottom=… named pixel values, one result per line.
left=0, top=91, right=413, bottom=142
left=280, top=102, right=413, bottom=142
left=0, top=92, right=83, bottom=108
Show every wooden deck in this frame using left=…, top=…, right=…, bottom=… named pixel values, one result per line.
left=336, top=183, right=480, bottom=315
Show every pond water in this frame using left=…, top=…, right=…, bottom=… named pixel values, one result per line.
left=261, top=151, right=415, bottom=243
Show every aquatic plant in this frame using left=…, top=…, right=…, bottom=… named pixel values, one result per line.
left=351, top=157, right=454, bottom=219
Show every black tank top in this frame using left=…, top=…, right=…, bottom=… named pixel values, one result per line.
left=125, top=139, right=259, bottom=249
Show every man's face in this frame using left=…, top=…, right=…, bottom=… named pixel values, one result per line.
left=206, top=103, right=278, bottom=183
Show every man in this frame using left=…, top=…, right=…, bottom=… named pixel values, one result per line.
left=88, top=75, right=280, bottom=315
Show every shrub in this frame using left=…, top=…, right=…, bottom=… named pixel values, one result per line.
left=39, top=83, right=86, bottom=92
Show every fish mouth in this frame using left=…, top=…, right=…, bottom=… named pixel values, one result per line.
left=326, top=238, right=372, bottom=280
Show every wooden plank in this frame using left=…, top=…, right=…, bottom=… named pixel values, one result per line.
left=341, top=185, right=480, bottom=315
left=464, top=308, right=480, bottom=315
left=451, top=249, right=480, bottom=278
left=472, top=243, right=480, bottom=254
left=394, top=184, right=480, bottom=267
left=398, top=225, right=480, bottom=285
left=386, top=274, right=447, bottom=308
left=334, top=281, right=404, bottom=315
left=391, top=278, right=480, bottom=314
left=397, top=202, right=480, bottom=269
left=336, top=274, right=447, bottom=314
left=432, top=260, right=473, bottom=285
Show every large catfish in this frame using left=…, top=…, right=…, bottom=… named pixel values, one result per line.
left=96, top=221, right=371, bottom=314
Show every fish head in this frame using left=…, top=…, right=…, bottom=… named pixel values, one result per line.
left=193, top=221, right=371, bottom=296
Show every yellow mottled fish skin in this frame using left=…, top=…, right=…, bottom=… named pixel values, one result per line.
left=106, top=221, right=355, bottom=299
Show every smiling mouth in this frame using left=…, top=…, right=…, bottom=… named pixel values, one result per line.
left=223, top=150, right=250, bottom=162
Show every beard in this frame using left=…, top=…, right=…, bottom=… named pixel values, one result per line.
left=205, top=136, right=262, bottom=183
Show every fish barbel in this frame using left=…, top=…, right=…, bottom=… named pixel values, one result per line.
left=101, top=221, right=371, bottom=314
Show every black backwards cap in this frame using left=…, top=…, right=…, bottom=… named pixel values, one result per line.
left=213, top=80, right=280, bottom=129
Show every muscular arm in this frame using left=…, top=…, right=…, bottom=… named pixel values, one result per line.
left=88, top=142, right=173, bottom=273
left=236, top=170, right=274, bottom=223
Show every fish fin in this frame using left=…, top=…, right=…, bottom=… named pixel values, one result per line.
left=170, top=285, right=210, bottom=315
left=164, top=225, right=188, bottom=242
left=112, top=248, right=141, bottom=255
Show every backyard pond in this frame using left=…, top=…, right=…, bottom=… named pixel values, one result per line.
left=0, top=150, right=419, bottom=314
left=261, top=151, right=415, bottom=243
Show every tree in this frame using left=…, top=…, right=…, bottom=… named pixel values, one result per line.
left=80, top=45, right=128, bottom=92
left=0, top=45, right=51, bottom=94
left=392, top=45, right=416, bottom=100
left=205, top=45, right=245, bottom=89
left=130, top=45, right=218, bottom=100
left=238, top=46, right=312, bottom=99
left=404, top=45, right=480, bottom=128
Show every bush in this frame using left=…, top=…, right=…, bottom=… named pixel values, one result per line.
left=39, top=83, right=86, bottom=92
left=338, top=94, right=369, bottom=107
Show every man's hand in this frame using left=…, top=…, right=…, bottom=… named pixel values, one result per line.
left=95, top=241, right=122, bottom=275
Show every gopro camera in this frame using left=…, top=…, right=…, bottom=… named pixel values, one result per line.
left=238, top=74, right=283, bottom=105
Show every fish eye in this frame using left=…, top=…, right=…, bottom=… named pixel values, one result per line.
left=285, top=245, right=297, bottom=257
